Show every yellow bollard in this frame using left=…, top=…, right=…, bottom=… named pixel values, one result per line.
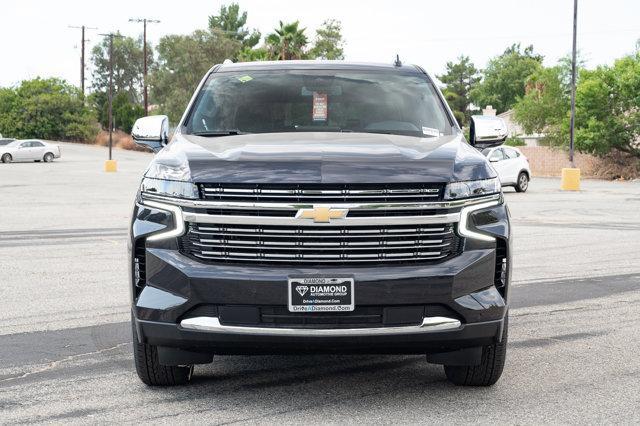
left=561, top=168, right=580, bottom=191
left=104, top=160, right=118, bottom=172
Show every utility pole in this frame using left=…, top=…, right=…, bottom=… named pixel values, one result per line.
left=129, top=18, right=160, bottom=116
left=569, top=0, right=578, bottom=168
left=561, top=0, right=581, bottom=191
left=99, top=32, right=123, bottom=172
left=68, top=25, right=97, bottom=95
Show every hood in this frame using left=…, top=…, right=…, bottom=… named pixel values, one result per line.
left=145, top=132, right=496, bottom=184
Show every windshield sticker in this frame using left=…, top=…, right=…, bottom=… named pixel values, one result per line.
left=422, top=126, right=441, bottom=137
left=312, top=92, right=328, bottom=121
left=237, top=75, right=253, bottom=83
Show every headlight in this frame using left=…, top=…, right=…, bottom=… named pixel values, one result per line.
left=444, top=178, right=501, bottom=200
left=141, top=177, right=198, bottom=199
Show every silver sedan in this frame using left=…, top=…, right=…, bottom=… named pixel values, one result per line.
left=0, top=139, right=61, bottom=163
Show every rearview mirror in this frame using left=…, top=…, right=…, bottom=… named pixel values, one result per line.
left=132, top=115, right=169, bottom=153
left=469, top=115, right=508, bottom=149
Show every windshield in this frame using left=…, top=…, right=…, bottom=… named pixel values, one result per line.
left=0, top=139, right=15, bottom=146
left=185, top=70, right=453, bottom=138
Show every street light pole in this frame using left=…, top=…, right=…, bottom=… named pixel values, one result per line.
left=569, top=0, right=578, bottom=168
left=129, top=18, right=160, bottom=116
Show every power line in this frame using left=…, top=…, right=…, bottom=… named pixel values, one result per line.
left=68, top=25, right=97, bottom=95
left=129, top=18, right=161, bottom=116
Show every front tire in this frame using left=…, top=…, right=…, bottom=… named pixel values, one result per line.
left=132, top=316, right=193, bottom=386
left=43, top=152, right=54, bottom=162
left=444, top=315, right=508, bottom=386
left=1, top=153, right=12, bottom=163
left=515, top=172, right=529, bottom=192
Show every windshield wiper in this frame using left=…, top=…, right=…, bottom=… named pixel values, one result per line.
left=191, top=130, right=249, bottom=137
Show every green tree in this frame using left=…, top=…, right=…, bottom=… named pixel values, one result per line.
left=471, top=44, right=543, bottom=113
left=237, top=46, right=270, bottom=62
left=308, top=19, right=345, bottom=60
left=208, top=3, right=261, bottom=51
left=513, top=65, right=569, bottom=143
left=151, top=30, right=240, bottom=123
left=574, top=52, right=640, bottom=158
left=90, top=34, right=152, bottom=104
left=0, top=78, right=98, bottom=141
left=266, top=21, right=309, bottom=60
left=90, top=91, right=144, bottom=133
left=437, top=55, right=480, bottom=126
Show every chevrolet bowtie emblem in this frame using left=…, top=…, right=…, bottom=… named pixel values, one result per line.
left=295, top=206, right=349, bottom=223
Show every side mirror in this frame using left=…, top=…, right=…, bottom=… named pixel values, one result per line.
left=469, top=115, right=508, bottom=149
left=132, top=115, right=169, bottom=153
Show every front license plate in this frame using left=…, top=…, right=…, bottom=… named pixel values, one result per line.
left=288, top=277, right=354, bottom=312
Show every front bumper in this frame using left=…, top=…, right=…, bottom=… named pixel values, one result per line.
left=129, top=198, right=511, bottom=355
left=135, top=316, right=505, bottom=355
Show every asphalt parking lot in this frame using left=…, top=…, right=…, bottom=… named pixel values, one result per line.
left=1, top=142, right=639, bottom=424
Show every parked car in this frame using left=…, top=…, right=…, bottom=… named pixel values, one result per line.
left=482, top=146, right=531, bottom=192
left=0, top=139, right=61, bottom=163
left=129, top=61, right=511, bottom=387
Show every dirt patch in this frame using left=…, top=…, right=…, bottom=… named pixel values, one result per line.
left=94, top=130, right=150, bottom=152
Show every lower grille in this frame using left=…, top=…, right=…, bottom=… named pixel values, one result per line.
left=133, top=240, right=146, bottom=294
left=180, top=305, right=461, bottom=329
left=179, top=222, right=461, bottom=265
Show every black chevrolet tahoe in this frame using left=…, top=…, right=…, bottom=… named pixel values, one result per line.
left=129, top=60, right=511, bottom=387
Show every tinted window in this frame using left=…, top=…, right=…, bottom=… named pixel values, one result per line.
left=20, top=142, right=30, bottom=148
left=504, top=147, right=519, bottom=159
left=186, top=70, right=453, bottom=138
left=31, top=141, right=44, bottom=147
left=0, top=139, right=14, bottom=146
left=489, top=149, right=505, bottom=162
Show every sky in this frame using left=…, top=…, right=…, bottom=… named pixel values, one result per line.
left=1, top=0, right=639, bottom=88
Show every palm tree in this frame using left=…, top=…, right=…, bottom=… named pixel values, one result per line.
left=266, top=21, right=308, bottom=60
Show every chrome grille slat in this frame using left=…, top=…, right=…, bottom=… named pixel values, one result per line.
left=200, top=183, right=444, bottom=204
left=192, top=228, right=451, bottom=238
left=202, top=193, right=439, bottom=199
left=202, top=188, right=440, bottom=195
left=196, top=226, right=446, bottom=233
left=193, top=242, right=449, bottom=250
left=192, top=253, right=449, bottom=263
left=196, top=238, right=444, bottom=246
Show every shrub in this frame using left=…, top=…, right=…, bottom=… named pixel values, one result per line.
left=0, top=78, right=99, bottom=141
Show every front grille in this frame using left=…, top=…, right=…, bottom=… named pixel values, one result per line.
left=179, top=222, right=461, bottom=264
left=200, top=183, right=444, bottom=203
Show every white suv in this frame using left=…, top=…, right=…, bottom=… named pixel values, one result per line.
left=483, top=146, right=531, bottom=192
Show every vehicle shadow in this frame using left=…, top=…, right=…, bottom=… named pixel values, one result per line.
left=140, top=353, right=472, bottom=412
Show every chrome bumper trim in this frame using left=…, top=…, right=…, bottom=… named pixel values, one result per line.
left=141, top=193, right=501, bottom=211
left=179, top=316, right=462, bottom=336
